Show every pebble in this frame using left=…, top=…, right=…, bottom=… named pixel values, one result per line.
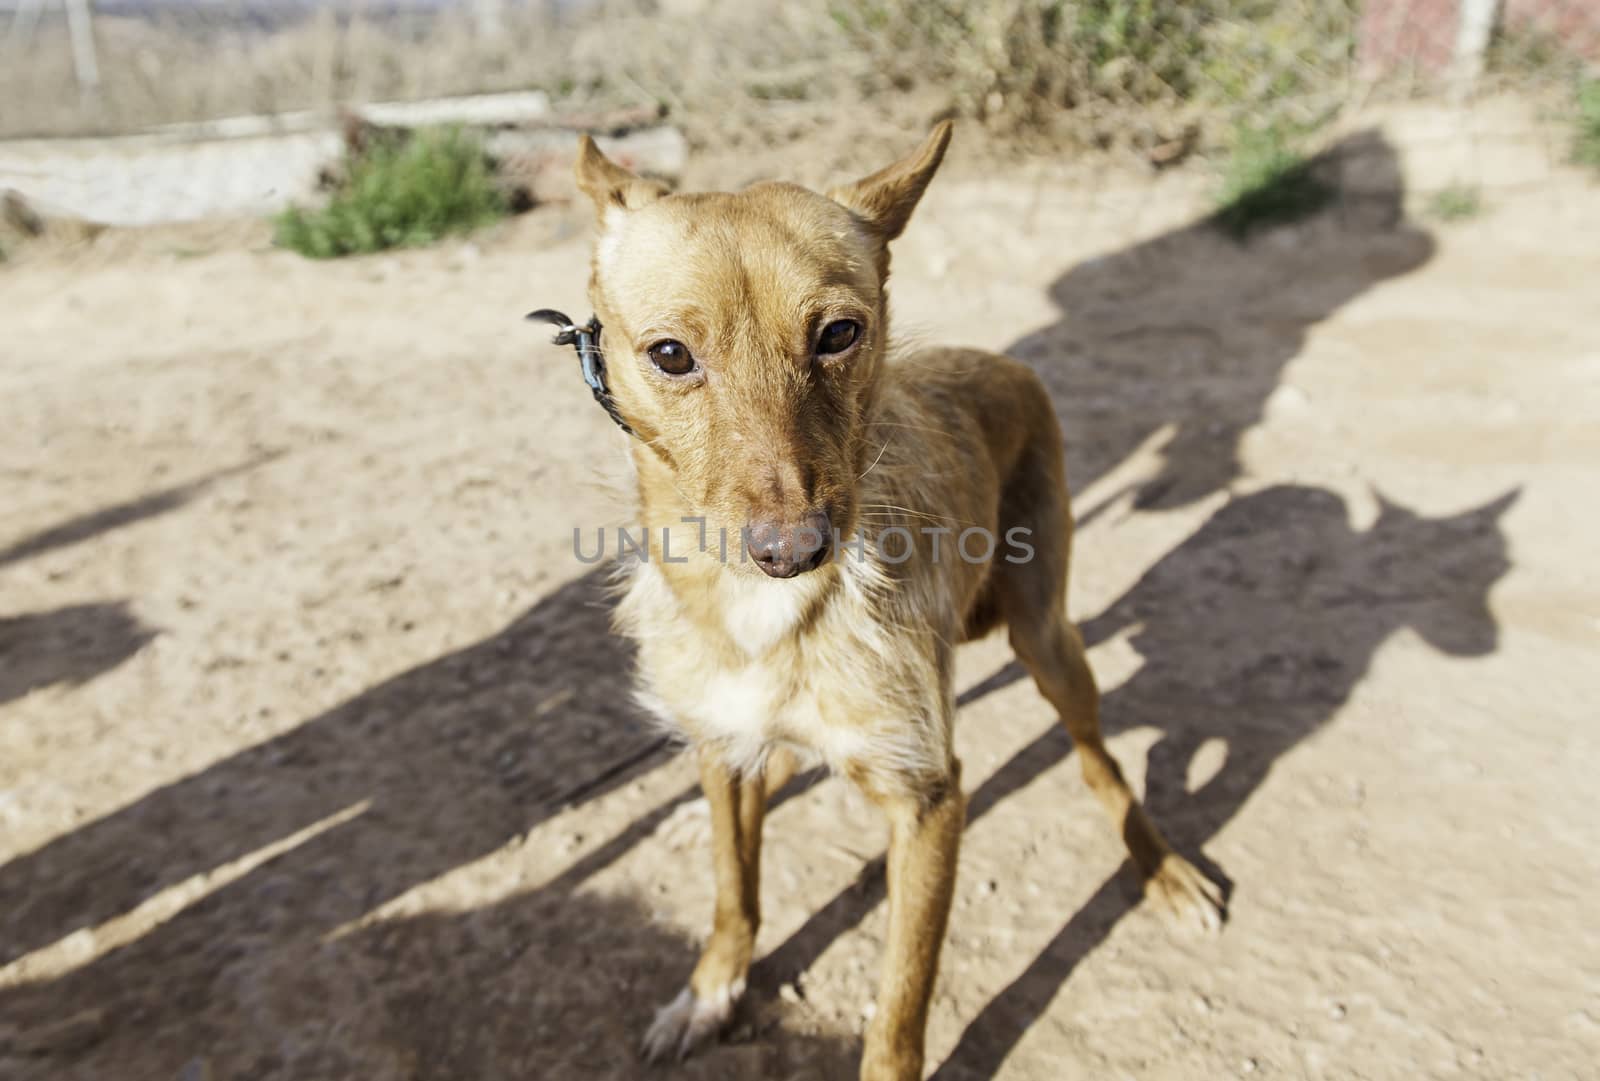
left=178, top=1058, right=212, bottom=1081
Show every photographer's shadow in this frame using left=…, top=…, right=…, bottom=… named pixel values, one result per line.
left=928, top=132, right=1517, bottom=1077
left=1013, top=129, right=1432, bottom=517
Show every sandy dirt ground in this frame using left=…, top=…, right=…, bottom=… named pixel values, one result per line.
left=2, top=113, right=1598, bottom=1081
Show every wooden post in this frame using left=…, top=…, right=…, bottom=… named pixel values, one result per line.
left=474, top=0, right=505, bottom=38
left=5, top=0, right=47, bottom=49
left=1453, top=0, right=1501, bottom=94
left=63, top=0, right=101, bottom=97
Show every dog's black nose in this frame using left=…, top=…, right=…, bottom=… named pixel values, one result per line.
left=746, top=510, right=832, bottom=578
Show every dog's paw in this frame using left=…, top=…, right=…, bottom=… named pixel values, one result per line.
left=640, top=979, right=744, bottom=1064
left=1146, top=853, right=1226, bottom=934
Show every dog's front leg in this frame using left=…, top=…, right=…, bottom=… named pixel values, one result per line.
left=642, top=745, right=793, bottom=1062
left=858, top=761, right=965, bottom=1081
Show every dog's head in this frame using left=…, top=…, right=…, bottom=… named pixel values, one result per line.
left=575, top=123, right=952, bottom=578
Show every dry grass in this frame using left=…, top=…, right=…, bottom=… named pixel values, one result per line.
left=2, top=1, right=1357, bottom=159
left=834, top=0, right=1355, bottom=135
left=6, top=0, right=1587, bottom=209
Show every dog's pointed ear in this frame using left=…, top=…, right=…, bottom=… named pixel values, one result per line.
left=828, top=121, right=952, bottom=242
left=574, top=134, right=667, bottom=223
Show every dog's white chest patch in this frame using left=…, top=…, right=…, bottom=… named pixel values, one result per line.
left=624, top=564, right=870, bottom=775
left=717, top=574, right=812, bottom=656
left=686, top=663, right=867, bottom=776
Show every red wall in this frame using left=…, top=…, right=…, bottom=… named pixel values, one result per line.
left=1359, top=0, right=1600, bottom=73
left=1502, top=0, right=1600, bottom=58
left=1358, top=0, right=1463, bottom=74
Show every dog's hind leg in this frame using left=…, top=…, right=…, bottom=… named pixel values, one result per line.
left=642, top=746, right=796, bottom=1062
left=996, top=471, right=1224, bottom=931
left=1007, top=609, right=1223, bottom=930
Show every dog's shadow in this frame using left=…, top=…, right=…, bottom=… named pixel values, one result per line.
left=1013, top=128, right=1431, bottom=518
left=927, top=481, right=1515, bottom=1079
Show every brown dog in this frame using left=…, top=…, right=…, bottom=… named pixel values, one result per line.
left=565, top=122, right=1223, bottom=1081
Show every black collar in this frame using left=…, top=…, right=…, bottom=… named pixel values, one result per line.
left=526, top=308, right=636, bottom=437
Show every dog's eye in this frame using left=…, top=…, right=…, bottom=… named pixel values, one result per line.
left=647, top=339, right=696, bottom=376
left=816, top=319, right=861, bottom=356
